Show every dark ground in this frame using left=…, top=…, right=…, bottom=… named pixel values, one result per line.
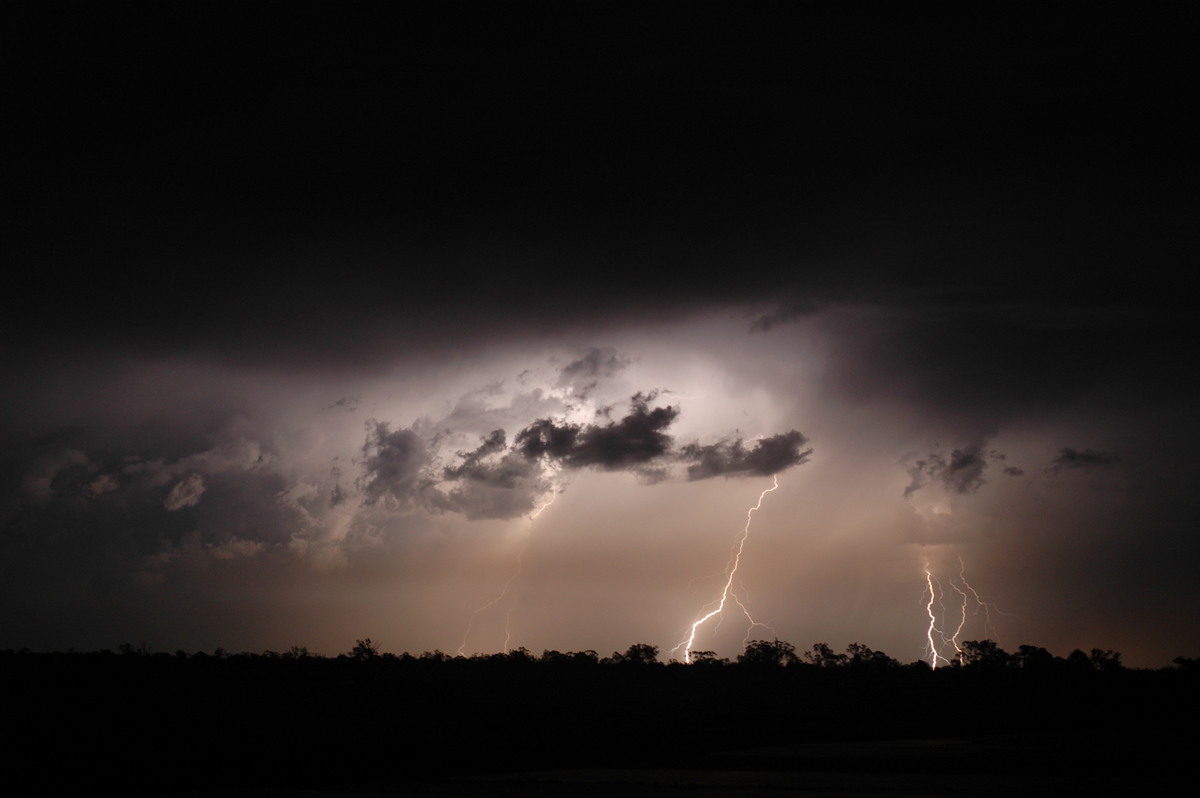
left=4, top=651, right=1193, bottom=796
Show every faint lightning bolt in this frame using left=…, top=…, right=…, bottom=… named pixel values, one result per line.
left=955, top=555, right=1011, bottom=640
left=672, top=476, right=780, bottom=664
left=456, top=490, right=557, bottom=656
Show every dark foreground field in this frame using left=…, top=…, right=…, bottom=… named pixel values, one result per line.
left=5, top=649, right=1194, bottom=796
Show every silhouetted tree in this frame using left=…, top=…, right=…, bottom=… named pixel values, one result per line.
left=1089, top=648, right=1123, bottom=671
left=961, top=639, right=1011, bottom=669
left=1014, top=644, right=1056, bottom=670
left=611, top=643, right=659, bottom=665
left=351, top=638, right=380, bottom=660
left=1066, top=648, right=1093, bottom=671
left=739, top=639, right=798, bottom=668
left=803, top=642, right=847, bottom=668
left=845, top=642, right=897, bottom=669
left=688, top=649, right=727, bottom=666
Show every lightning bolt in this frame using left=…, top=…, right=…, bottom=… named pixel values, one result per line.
left=456, top=490, right=557, bottom=656
left=673, top=475, right=780, bottom=664
left=921, top=556, right=1011, bottom=668
left=955, top=555, right=1010, bottom=640
left=923, top=565, right=951, bottom=669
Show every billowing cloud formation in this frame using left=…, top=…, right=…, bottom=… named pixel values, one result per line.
left=358, top=422, right=433, bottom=508
left=515, top=392, right=679, bottom=470
left=1051, top=447, right=1123, bottom=473
left=681, top=431, right=813, bottom=480
left=348, top=388, right=812, bottom=521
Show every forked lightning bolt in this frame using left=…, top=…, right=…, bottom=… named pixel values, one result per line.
left=456, top=491, right=556, bottom=656
left=673, top=476, right=779, bottom=664
left=921, top=556, right=1010, bottom=668
left=923, top=565, right=951, bottom=669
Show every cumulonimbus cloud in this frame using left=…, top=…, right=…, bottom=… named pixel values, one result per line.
left=356, top=390, right=813, bottom=521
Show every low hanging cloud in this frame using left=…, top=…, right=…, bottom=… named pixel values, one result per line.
left=681, top=430, right=813, bottom=480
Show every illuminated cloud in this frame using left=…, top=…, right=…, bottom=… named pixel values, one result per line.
left=164, top=474, right=206, bottom=511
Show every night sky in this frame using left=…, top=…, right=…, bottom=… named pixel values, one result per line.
left=4, top=2, right=1197, bottom=666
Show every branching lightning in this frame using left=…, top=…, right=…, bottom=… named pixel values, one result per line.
left=456, top=491, right=557, bottom=656
left=672, top=475, right=780, bottom=664
left=920, top=556, right=1010, bottom=668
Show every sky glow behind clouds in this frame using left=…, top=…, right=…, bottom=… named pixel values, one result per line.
left=2, top=3, right=1197, bottom=666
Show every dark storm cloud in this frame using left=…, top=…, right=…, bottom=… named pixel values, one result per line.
left=681, top=431, right=813, bottom=480
left=357, top=422, right=434, bottom=508
left=1050, top=447, right=1124, bottom=473
left=903, top=445, right=992, bottom=498
left=1, top=436, right=308, bottom=561
left=516, top=392, right=679, bottom=471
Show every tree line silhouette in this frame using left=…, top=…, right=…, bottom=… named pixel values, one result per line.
left=5, top=638, right=1194, bottom=793
left=31, top=636, right=1185, bottom=673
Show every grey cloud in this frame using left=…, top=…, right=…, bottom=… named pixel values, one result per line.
left=440, top=430, right=549, bottom=518
left=682, top=431, right=813, bottom=480
left=904, top=444, right=989, bottom=498
left=357, top=421, right=434, bottom=508
left=443, top=430, right=509, bottom=482
left=437, top=453, right=548, bottom=520
left=1050, top=447, right=1123, bottom=473
left=558, top=347, right=630, bottom=395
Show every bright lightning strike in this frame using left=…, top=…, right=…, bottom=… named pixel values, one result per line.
left=456, top=490, right=557, bottom=656
left=920, top=556, right=1011, bottom=668
left=923, top=565, right=951, bottom=669
left=672, top=475, right=780, bottom=664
